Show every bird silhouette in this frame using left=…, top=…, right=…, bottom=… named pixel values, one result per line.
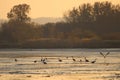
left=34, top=60, right=37, bottom=63
left=100, top=52, right=110, bottom=64
left=105, top=52, right=110, bottom=57
left=72, top=56, right=76, bottom=62
left=15, top=58, right=17, bottom=62
left=91, top=58, right=97, bottom=63
left=100, top=52, right=104, bottom=57
left=40, top=57, right=47, bottom=64
left=58, top=58, right=62, bottom=62
left=79, top=59, right=82, bottom=62
left=100, top=52, right=110, bottom=58
left=41, top=57, right=44, bottom=61
left=42, top=61, right=47, bottom=64
left=84, top=57, right=89, bottom=62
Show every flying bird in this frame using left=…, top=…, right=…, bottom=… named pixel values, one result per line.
left=105, top=52, right=110, bottom=57
left=100, top=52, right=110, bottom=58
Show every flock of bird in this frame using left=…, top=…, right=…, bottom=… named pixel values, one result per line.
left=14, top=52, right=110, bottom=64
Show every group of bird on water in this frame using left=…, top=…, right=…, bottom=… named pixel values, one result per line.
left=14, top=52, right=110, bottom=64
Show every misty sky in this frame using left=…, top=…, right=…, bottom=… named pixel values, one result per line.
left=0, top=0, right=120, bottom=19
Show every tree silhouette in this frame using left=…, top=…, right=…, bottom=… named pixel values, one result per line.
left=64, top=7, right=79, bottom=23
left=64, top=3, right=93, bottom=24
left=0, top=4, right=32, bottom=43
left=78, top=3, right=93, bottom=23
left=7, top=4, right=31, bottom=23
left=0, top=1, right=120, bottom=48
left=64, top=1, right=120, bottom=25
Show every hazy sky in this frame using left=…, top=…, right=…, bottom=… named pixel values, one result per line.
left=0, top=0, right=120, bottom=19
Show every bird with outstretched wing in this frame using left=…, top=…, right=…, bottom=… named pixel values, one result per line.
left=100, top=52, right=105, bottom=58
left=100, top=52, right=110, bottom=58
left=104, top=52, right=110, bottom=58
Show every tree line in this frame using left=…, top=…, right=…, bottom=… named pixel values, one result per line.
left=0, top=1, right=120, bottom=48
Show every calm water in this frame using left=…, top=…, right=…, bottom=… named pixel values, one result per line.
left=0, top=48, right=120, bottom=79
left=0, top=48, right=120, bottom=57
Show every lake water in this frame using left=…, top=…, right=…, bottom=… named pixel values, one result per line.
left=0, top=48, right=120, bottom=80
left=0, top=48, right=120, bottom=57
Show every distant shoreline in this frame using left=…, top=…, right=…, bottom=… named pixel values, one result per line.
left=0, top=40, right=120, bottom=49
